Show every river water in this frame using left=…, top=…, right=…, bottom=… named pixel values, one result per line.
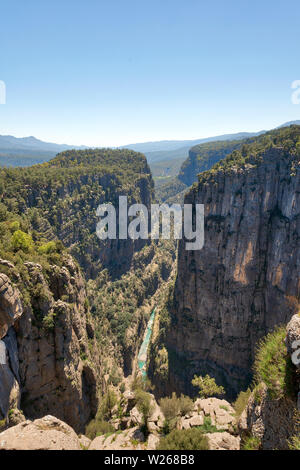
left=137, top=308, right=156, bottom=378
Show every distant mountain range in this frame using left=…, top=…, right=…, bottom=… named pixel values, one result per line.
left=0, top=135, right=86, bottom=167
left=0, top=120, right=299, bottom=168
left=121, top=132, right=260, bottom=162
left=0, top=135, right=86, bottom=153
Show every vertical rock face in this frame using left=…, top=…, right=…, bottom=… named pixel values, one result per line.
left=0, top=274, right=23, bottom=339
left=17, top=257, right=99, bottom=433
left=0, top=256, right=100, bottom=433
left=0, top=275, right=23, bottom=420
left=167, top=147, right=300, bottom=397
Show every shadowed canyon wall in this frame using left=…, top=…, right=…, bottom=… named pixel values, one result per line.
left=164, top=142, right=300, bottom=397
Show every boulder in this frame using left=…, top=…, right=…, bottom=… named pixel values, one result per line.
left=147, top=421, right=158, bottom=433
left=89, top=427, right=145, bottom=450
left=129, top=406, right=143, bottom=426
left=206, top=432, right=240, bottom=450
left=79, top=434, right=91, bottom=449
left=0, top=415, right=81, bottom=450
left=194, top=398, right=236, bottom=430
left=188, top=414, right=204, bottom=427
left=180, top=418, right=191, bottom=430
left=147, top=433, right=160, bottom=450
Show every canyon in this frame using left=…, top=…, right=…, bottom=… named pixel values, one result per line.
left=0, top=126, right=300, bottom=450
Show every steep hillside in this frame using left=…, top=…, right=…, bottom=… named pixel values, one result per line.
left=0, top=148, right=154, bottom=278
left=178, top=139, right=248, bottom=186
left=150, top=126, right=300, bottom=398
left=178, top=122, right=300, bottom=187
left=0, top=148, right=174, bottom=433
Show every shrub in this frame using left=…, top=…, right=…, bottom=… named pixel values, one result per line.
left=289, top=412, right=300, bottom=449
left=99, top=389, right=117, bottom=420
left=159, top=393, right=180, bottom=422
left=191, top=374, right=225, bottom=398
left=289, top=435, right=300, bottom=450
left=178, top=394, right=194, bottom=416
left=254, top=327, right=295, bottom=400
left=108, top=366, right=122, bottom=387
left=198, top=416, right=221, bottom=434
left=37, top=241, right=57, bottom=255
left=242, top=435, right=261, bottom=450
left=253, top=383, right=265, bottom=405
left=156, top=428, right=209, bottom=450
left=9, top=220, right=20, bottom=232
left=85, top=419, right=114, bottom=440
left=11, top=230, right=33, bottom=253
left=131, top=374, right=153, bottom=393
left=234, top=388, right=251, bottom=418
left=135, top=390, right=154, bottom=432
left=42, top=311, right=56, bottom=330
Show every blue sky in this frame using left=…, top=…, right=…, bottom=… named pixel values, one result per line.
left=0, top=0, right=300, bottom=146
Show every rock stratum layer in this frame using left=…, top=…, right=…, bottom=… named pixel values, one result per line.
left=165, top=128, right=300, bottom=397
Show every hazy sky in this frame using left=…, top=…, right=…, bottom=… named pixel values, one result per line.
left=1, top=0, right=300, bottom=146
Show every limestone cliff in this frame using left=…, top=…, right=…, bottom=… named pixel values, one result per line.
left=0, top=148, right=158, bottom=433
left=0, top=256, right=100, bottom=433
left=162, top=128, right=300, bottom=397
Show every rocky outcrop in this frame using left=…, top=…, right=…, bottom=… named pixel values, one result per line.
left=0, top=256, right=100, bottom=433
left=78, top=434, right=91, bottom=449
left=89, top=427, right=145, bottom=450
left=17, top=257, right=99, bottom=433
left=178, top=140, right=244, bottom=186
left=0, top=274, right=23, bottom=422
left=238, top=383, right=297, bottom=450
left=238, top=314, right=300, bottom=449
left=286, top=313, right=300, bottom=408
left=0, top=328, right=21, bottom=422
left=206, top=432, right=240, bottom=450
left=166, top=145, right=300, bottom=397
left=0, top=274, right=23, bottom=339
left=190, top=398, right=236, bottom=432
left=0, top=415, right=81, bottom=450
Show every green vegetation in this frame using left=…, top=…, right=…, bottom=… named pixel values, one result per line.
left=88, top=240, right=175, bottom=360
left=179, top=139, right=244, bottom=185
left=156, top=428, right=209, bottom=450
left=0, top=148, right=154, bottom=277
left=289, top=413, right=300, bottom=451
left=0, top=147, right=165, bottom=374
left=234, top=388, right=251, bottom=418
left=241, top=435, right=261, bottom=450
left=198, top=125, right=300, bottom=181
left=159, top=392, right=194, bottom=433
left=85, top=419, right=115, bottom=440
left=159, top=393, right=193, bottom=421
left=159, top=393, right=180, bottom=427
left=253, top=327, right=295, bottom=400
left=191, top=374, right=225, bottom=398
left=289, top=435, right=300, bottom=450
left=135, top=389, right=154, bottom=434
left=155, top=177, right=187, bottom=203
left=85, top=388, right=118, bottom=439
left=150, top=157, right=186, bottom=183
left=289, top=413, right=300, bottom=450
left=197, top=416, right=222, bottom=434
